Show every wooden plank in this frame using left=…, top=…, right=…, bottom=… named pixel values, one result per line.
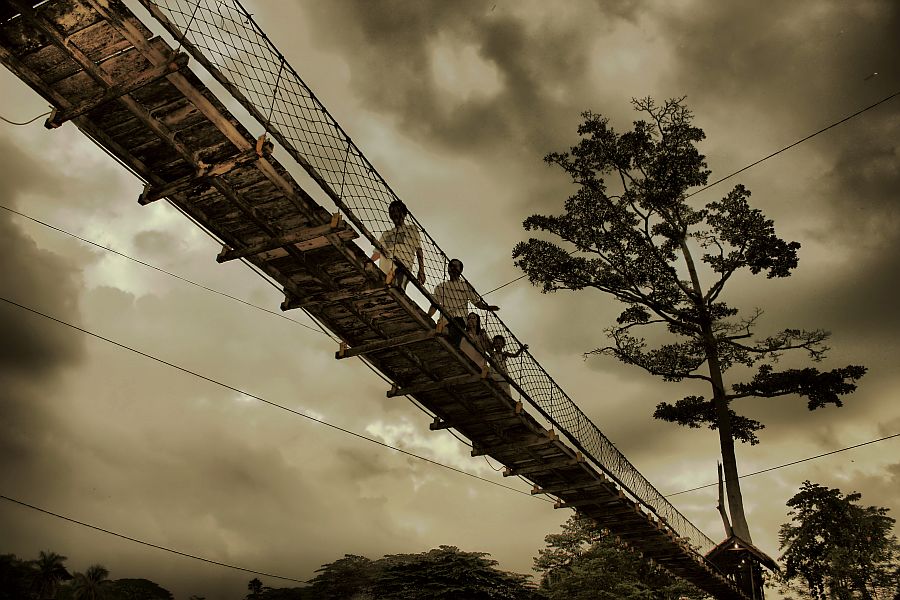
left=503, top=453, right=585, bottom=478
left=531, top=479, right=611, bottom=496
left=389, top=373, right=485, bottom=398
left=554, top=498, right=600, bottom=510
left=46, top=51, right=188, bottom=127
left=140, top=141, right=272, bottom=205
left=471, top=428, right=557, bottom=457
left=218, top=216, right=348, bottom=262
left=336, top=330, right=437, bottom=360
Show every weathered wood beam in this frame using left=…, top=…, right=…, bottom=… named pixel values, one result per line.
left=281, top=284, right=385, bottom=311
left=429, top=404, right=524, bottom=431
left=84, top=0, right=322, bottom=223
left=554, top=498, right=600, bottom=510
left=219, top=216, right=356, bottom=262
left=45, top=51, right=189, bottom=128
left=503, top=452, right=585, bottom=478
left=336, top=330, right=437, bottom=360
left=141, top=140, right=273, bottom=205
left=388, top=373, right=485, bottom=398
left=471, top=428, right=558, bottom=457
left=531, top=479, right=611, bottom=496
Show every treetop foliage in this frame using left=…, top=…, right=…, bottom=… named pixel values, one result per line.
left=777, top=481, right=899, bottom=599
left=513, top=96, right=865, bottom=444
left=533, top=513, right=708, bottom=600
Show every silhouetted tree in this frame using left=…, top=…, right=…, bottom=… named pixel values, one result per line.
left=513, top=97, right=866, bottom=542
left=72, top=564, right=111, bottom=600
left=307, top=554, right=376, bottom=599
left=105, top=578, right=174, bottom=600
left=372, top=545, right=540, bottom=600
left=534, top=514, right=706, bottom=599
left=0, top=553, right=32, bottom=600
left=777, top=481, right=900, bottom=599
left=30, top=550, right=72, bottom=600
left=247, top=578, right=264, bottom=599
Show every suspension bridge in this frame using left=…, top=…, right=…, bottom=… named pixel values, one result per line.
left=0, top=1, right=764, bottom=597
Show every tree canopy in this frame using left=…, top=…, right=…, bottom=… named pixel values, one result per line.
left=533, top=513, right=707, bottom=600
left=513, top=96, right=866, bottom=542
left=777, top=481, right=899, bottom=600
left=307, top=546, right=540, bottom=600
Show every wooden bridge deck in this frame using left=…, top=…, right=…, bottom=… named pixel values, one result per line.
left=0, top=1, right=748, bottom=597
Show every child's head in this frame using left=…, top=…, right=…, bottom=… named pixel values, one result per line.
left=492, top=335, right=506, bottom=350
left=466, top=311, right=481, bottom=332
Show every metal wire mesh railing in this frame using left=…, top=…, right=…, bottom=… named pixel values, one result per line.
left=138, top=0, right=716, bottom=556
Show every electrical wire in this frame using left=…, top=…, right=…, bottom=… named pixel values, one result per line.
left=0, top=109, right=51, bottom=125
left=665, top=432, right=900, bottom=497
left=0, top=203, right=326, bottom=337
left=684, top=88, right=900, bottom=199
left=0, top=294, right=551, bottom=503
left=0, top=493, right=310, bottom=583
left=483, top=88, right=900, bottom=296
left=2, top=202, right=493, bottom=458
left=2, top=204, right=483, bottom=470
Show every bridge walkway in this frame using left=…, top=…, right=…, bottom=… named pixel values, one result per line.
left=0, top=1, right=749, bottom=597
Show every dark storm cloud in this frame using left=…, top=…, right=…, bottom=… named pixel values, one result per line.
left=0, top=136, right=87, bottom=509
left=300, top=0, right=640, bottom=159
left=0, top=136, right=85, bottom=380
left=662, top=1, right=900, bottom=124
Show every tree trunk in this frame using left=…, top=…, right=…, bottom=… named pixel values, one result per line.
left=704, top=323, right=753, bottom=543
left=679, top=237, right=753, bottom=543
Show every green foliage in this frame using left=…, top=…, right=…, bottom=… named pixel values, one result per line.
left=777, top=481, right=900, bottom=599
left=306, top=547, right=539, bottom=600
left=0, top=554, right=32, bottom=600
left=512, top=96, right=865, bottom=442
left=72, top=564, right=111, bottom=600
left=534, top=514, right=707, bottom=600
left=307, top=554, right=377, bottom=599
left=104, top=578, right=174, bottom=600
left=31, top=550, right=72, bottom=600
left=371, top=545, right=539, bottom=600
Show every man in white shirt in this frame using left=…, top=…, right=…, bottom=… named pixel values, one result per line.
left=428, top=258, right=498, bottom=345
left=371, top=200, right=425, bottom=290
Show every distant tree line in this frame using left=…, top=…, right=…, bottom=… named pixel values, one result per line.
left=5, top=481, right=897, bottom=599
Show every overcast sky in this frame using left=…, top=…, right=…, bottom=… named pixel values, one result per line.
left=1, top=1, right=898, bottom=598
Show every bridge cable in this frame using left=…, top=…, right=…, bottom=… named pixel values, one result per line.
left=0, top=294, right=552, bottom=504
left=483, top=88, right=900, bottom=297
left=665, top=432, right=900, bottom=497
left=0, top=493, right=310, bottom=584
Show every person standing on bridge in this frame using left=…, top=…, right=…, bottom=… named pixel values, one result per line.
left=427, top=258, right=498, bottom=346
left=488, top=335, right=528, bottom=395
left=371, top=199, right=426, bottom=290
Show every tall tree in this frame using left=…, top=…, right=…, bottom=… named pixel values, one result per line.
left=247, top=578, right=264, bottom=600
left=534, top=514, right=706, bottom=600
left=307, top=554, right=376, bottom=600
left=30, top=550, right=72, bottom=600
left=72, top=564, right=111, bottom=600
left=777, top=481, right=900, bottom=600
left=513, top=97, right=866, bottom=542
left=0, top=553, right=32, bottom=600
left=371, top=545, right=540, bottom=600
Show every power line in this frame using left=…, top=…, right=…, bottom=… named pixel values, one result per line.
left=0, top=109, right=51, bottom=125
left=0, top=493, right=310, bottom=583
left=684, top=89, right=900, bottom=199
left=0, top=294, right=550, bottom=504
left=483, top=88, right=900, bottom=296
left=2, top=202, right=486, bottom=468
left=0, top=203, right=325, bottom=337
left=665, top=432, right=900, bottom=497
